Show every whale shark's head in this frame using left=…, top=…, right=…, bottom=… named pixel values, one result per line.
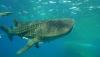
left=56, top=19, right=75, bottom=35
left=44, top=19, right=75, bottom=37
left=60, top=19, right=75, bottom=28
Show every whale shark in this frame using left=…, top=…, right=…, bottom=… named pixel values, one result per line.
left=0, top=18, right=75, bottom=55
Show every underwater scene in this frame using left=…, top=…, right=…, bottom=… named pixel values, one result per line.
left=0, top=0, right=100, bottom=57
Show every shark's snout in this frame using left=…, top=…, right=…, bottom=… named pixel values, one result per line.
left=66, top=19, right=75, bottom=26
left=61, top=19, right=75, bottom=29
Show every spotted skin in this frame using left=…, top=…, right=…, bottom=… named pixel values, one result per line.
left=0, top=19, right=75, bottom=55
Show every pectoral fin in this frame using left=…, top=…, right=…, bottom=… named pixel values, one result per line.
left=13, top=19, right=21, bottom=27
left=16, top=38, right=40, bottom=55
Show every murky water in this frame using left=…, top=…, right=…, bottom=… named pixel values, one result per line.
left=0, top=0, right=100, bottom=57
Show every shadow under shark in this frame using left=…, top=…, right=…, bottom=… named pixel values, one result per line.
left=0, top=18, right=75, bottom=55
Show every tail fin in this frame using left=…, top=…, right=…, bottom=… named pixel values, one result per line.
left=0, top=25, right=13, bottom=41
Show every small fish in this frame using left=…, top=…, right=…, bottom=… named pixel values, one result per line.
left=0, top=18, right=75, bottom=55
left=0, top=12, right=12, bottom=16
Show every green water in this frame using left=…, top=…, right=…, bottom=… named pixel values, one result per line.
left=0, top=0, right=100, bottom=57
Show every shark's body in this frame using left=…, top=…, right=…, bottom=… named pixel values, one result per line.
left=0, top=18, right=75, bottom=55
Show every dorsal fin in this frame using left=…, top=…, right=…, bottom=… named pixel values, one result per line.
left=13, top=19, right=30, bottom=27
left=13, top=19, right=22, bottom=27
